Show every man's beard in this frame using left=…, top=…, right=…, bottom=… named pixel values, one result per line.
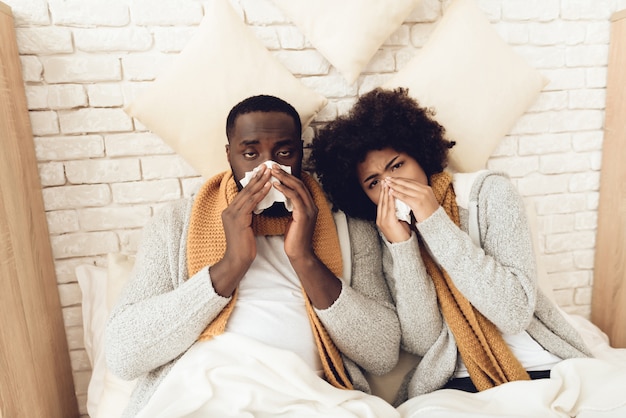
left=259, top=201, right=291, bottom=218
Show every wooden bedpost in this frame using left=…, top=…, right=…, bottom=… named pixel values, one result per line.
left=0, top=2, right=79, bottom=416
left=591, top=9, right=626, bottom=349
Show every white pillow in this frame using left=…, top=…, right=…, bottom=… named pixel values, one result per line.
left=384, top=0, right=548, bottom=173
left=125, top=0, right=328, bottom=179
left=270, top=0, right=422, bottom=85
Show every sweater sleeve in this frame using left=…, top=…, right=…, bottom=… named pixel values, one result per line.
left=315, top=217, right=401, bottom=375
left=416, top=175, right=537, bottom=334
left=381, top=232, right=443, bottom=355
left=105, top=200, right=231, bottom=380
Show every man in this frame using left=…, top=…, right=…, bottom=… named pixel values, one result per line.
left=105, top=95, right=401, bottom=417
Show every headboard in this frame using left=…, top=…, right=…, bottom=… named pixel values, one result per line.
left=0, top=2, right=79, bottom=416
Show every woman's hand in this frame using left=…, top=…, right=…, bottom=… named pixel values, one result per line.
left=385, top=177, right=439, bottom=223
left=377, top=181, right=411, bottom=243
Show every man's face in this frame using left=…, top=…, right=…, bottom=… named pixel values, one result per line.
left=226, top=111, right=303, bottom=186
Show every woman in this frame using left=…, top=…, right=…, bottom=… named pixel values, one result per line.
left=311, top=87, right=591, bottom=402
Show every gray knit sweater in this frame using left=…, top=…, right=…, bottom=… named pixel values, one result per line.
left=105, top=197, right=401, bottom=418
left=381, top=171, right=591, bottom=402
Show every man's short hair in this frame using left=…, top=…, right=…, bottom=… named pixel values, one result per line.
left=226, top=95, right=302, bottom=141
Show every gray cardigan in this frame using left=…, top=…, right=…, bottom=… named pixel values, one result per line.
left=382, top=171, right=591, bottom=401
left=105, top=197, right=401, bottom=417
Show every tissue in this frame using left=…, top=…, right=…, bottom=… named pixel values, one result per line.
left=239, top=161, right=293, bottom=214
left=395, top=199, right=412, bottom=223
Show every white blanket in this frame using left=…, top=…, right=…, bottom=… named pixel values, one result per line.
left=135, top=332, right=400, bottom=418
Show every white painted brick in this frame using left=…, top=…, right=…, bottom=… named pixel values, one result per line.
left=574, top=286, right=593, bottom=305
left=87, top=84, right=124, bottom=108
left=542, top=68, right=586, bottom=91
left=275, top=25, right=306, bottom=49
left=300, top=75, right=358, bottom=99
left=105, top=132, right=174, bottom=157
left=69, top=350, right=91, bottom=372
left=545, top=230, right=595, bottom=252
left=35, top=135, right=104, bottom=161
left=20, top=56, right=43, bottom=82
left=359, top=74, right=395, bottom=95
left=38, top=162, right=66, bottom=186
left=549, top=270, right=590, bottom=289
left=42, top=56, right=122, bottom=83
left=58, top=282, right=82, bottom=307
left=585, top=67, right=607, bottom=88
left=491, top=136, right=517, bottom=157
left=25, top=85, right=47, bottom=110
left=574, top=212, right=597, bottom=232
left=314, top=101, right=339, bottom=123
left=552, top=287, right=574, bottom=306
left=65, top=325, right=84, bottom=350
left=510, top=112, right=551, bottom=136
left=48, top=0, right=129, bottom=26
left=42, top=184, right=111, bottom=210
left=54, top=256, right=106, bottom=284
left=543, top=252, right=575, bottom=273
left=502, top=0, right=560, bottom=22
left=3, top=0, right=49, bottom=26
left=518, top=133, right=571, bottom=155
left=74, top=27, right=153, bottom=52
left=572, top=131, right=603, bottom=152
left=29, top=111, right=60, bottom=136
left=335, top=98, right=358, bottom=116
left=240, top=0, right=285, bottom=24
left=141, top=155, right=198, bottom=179
left=250, top=26, right=281, bottom=50
left=516, top=45, right=564, bottom=69
left=561, top=304, right=590, bottom=319
left=516, top=173, right=570, bottom=196
left=273, top=50, right=330, bottom=76
left=384, top=25, right=411, bottom=46
left=62, top=306, right=82, bottom=328
left=51, top=231, right=119, bottom=259
left=73, top=370, right=91, bottom=395
left=59, top=108, right=133, bottom=134
left=539, top=213, right=576, bottom=234
left=572, top=249, right=595, bottom=269
left=529, top=21, right=586, bottom=46
left=529, top=91, right=568, bottom=112
left=363, top=49, right=395, bottom=74
left=181, top=177, right=204, bottom=197
left=535, top=194, right=588, bottom=215
left=302, top=126, right=314, bottom=146
left=395, top=47, right=419, bottom=71
left=27, top=84, right=88, bottom=110
left=78, top=205, right=152, bottom=231
left=122, top=54, right=173, bottom=81
left=561, top=0, right=612, bottom=20
left=589, top=150, right=602, bottom=171
left=118, top=229, right=144, bottom=254
left=586, top=191, right=599, bottom=211
left=111, top=179, right=181, bottom=203
left=492, top=22, right=529, bottom=44
left=16, top=27, right=73, bottom=54
left=539, top=152, right=590, bottom=174
left=569, top=88, right=605, bottom=109
left=406, top=0, right=441, bottom=22
left=584, top=21, right=610, bottom=44
left=566, top=45, right=609, bottom=67
left=47, top=210, right=80, bottom=234
left=410, top=22, right=437, bottom=47
left=66, top=158, right=140, bottom=184
left=130, top=0, right=203, bottom=25
left=569, top=172, right=600, bottom=193
left=486, top=156, right=539, bottom=178
left=550, top=110, right=603, bottom=132
left=153, top=27, right=198, bottom=52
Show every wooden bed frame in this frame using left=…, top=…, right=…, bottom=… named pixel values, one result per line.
left=0, top=3, right=79, bottom=417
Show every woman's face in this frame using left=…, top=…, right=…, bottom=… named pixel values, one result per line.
left=357, top=147, right=428, bottom=205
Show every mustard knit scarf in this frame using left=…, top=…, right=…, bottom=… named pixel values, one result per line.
left=424, top=172, right=530, bottom=391
left=186, top=170, right=352, bottom=390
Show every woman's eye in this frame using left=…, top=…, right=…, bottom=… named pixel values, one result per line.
left=391, top=162, right=403, bottom=171
left=368, top=179, right=379, bottom=189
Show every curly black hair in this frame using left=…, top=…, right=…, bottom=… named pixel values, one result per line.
left=311, top=87, right=454, bottom=221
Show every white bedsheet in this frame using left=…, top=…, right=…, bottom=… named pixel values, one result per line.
left=135, top=332, right=400, bottom=418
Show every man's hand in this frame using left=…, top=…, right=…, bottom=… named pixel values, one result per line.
left=209, top=165, right=272, bottom=297
left=376, top=181, right=411, bottom=243
left=271, top=165, right=341, bottom=308
left=385, top=177, right=439, bottom=223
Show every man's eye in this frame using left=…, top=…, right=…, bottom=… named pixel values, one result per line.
left=243, top=151, right=257, bottom=159
left=276, top=150, right=292, bottom=158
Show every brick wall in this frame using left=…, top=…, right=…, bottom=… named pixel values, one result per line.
left=6, top=0, right=626, bottom=415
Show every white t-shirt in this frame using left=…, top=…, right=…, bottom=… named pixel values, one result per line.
left=225, top=235, right=323, bottom=376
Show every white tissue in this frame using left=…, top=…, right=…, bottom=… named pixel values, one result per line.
left=239, top=161, right=293, bottom=214
left=395, top=199, right=412, bottom=223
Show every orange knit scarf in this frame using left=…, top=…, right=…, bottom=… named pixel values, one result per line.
left=186, top=170, right=352, bottom=389
left=423, top=172, right=530, bottom=391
